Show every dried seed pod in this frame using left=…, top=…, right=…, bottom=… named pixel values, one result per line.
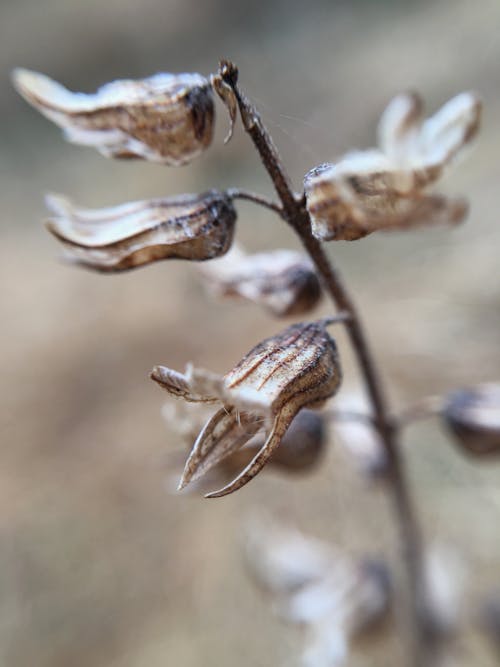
left=304, top=91, right=480, bottom=241
left=442, top=384, right=500, bottom=456
left=198, top=246, right=322, bottom=317
left=45, top=190, right=236, bottom=271
left=12, top=68, right=215, bottom=165
left=151, top=319, right=342, bottom=497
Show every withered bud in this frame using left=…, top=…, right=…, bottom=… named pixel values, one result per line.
left=265, top=409, right=326, bottom=471
left=198, top=245, right=322, bottom=317
left=12, top=68, right=215, bottom=165
left=442, top=384, right=500, bottom=456
left=243, top=514, right=391, bottom=667
left=151, top=319, right=342, bottom=497
left=304, top=91, right=480, bottom=241
left=45, top=190, right=236, bottom=272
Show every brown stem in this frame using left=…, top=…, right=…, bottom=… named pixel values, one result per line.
left=218, top=59, right=428, bottom=666
left=226, top=188, right=284, bottom=216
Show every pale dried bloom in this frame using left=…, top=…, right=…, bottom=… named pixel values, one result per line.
left=244, top=514, right=391, bottom=667
left=442, top=383, right=500, bottom=456
left=45, top=190, right=236, bottom=271
left=151, top=319, right=341, bottom=497
left=12, top=68, right=215, bottom=164
left=305, top=91, right=480, bottom=241
left=197, top=245, right=322, bottom=317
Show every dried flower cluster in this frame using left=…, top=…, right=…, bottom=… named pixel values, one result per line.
left=15, top=58, right=495, bottom=667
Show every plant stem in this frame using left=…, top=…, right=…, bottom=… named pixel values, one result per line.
left=226, top=188, right=284, bottom=216
left=218, top=60, right=428, bottom=666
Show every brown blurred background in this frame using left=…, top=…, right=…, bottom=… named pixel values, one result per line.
left=2, top=1, right=500, bottom=665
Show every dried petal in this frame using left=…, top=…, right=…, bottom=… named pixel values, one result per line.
left=199, top=245, right=322, bottom=316
left=46, top=190, right=236, bottom=271
left=305, top=91, right=480, bottom=241
left=442, top=384, right=500, bottom=456
left=179, top=407, right=263, bottom=488
left=264, top=409, right=326, bottom=471
left=210, top=72, right=237, bottom=144
left=12, top=68, right=215, bottom=165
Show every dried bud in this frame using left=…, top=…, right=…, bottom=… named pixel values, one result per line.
left=45, top=190, right=236, bottom=271
left=151, top=319, right=342, bottom=497
left=304, top=91, right=480, bottom=241
left=442, top=384, right=500, bottom=456
left=12, top=68, right=215, bottom=165
left=198, top=245, right=322, bottom=317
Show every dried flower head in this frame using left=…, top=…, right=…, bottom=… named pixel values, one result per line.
left=151, top=319, right=342, bottom=497
left=198, top=245, right=322, bottom=317
left=304, top=91, right=480, bottom=241
left=244, top=514, right=391, bottom=667
left=12, top=68, right=215, bottom=165
left=442, top=384, right=500, bottom=456
left=45, top=190, right=236, bottom=271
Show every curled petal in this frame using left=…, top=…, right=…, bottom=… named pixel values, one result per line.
left=199, top=246, right=322, bottom=316
left=46, top=190, right=236, bottom=271
left=378, top=92, right=423, bottom=160
left=179, top=406, right=264, bottom=489
left=211, top=73, right=237, bottom=144
left=13, top=68, right=215, bottom=165
left=205, top=402, right=298, bottom=497
left=151, top=364, right=224, bottom=403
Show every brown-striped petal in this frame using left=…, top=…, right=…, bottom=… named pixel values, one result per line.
left=12, top=68, right=215, bottom=165
left=178, top=406, right=264, bottom=489
left=46, top=190, right=236, bottom=271
left=223, top=320, right=342, bottom=416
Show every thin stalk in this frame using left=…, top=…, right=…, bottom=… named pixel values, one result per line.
left=218, top=60, right=428, bottom=666
left=226, top=188, right=284, bottom=216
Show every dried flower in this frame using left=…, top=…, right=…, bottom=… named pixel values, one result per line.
left=304, top=91, right=480, bottom=241
left=442, top=384, right=500, bottom=456
left=12, top=68, right=215, bottom=165
left=198, top=245, right=322, bottom=317
left=244, top=514, right=391, bottom=667
left=45, top=190, right=236, bottom=271
left=151, top=319, right=342, bottom=497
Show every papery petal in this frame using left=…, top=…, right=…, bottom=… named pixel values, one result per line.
left=178, top=406, right=264, bottom=489
left=205, top=401, right=298, bottom=497
left=46, top=190, right=236, bottom=271
left=151, top=364, right=224, bottom=403
left=13, top=68, right=215, bottom=165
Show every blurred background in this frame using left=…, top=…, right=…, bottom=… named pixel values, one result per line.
left=2, top=0, right=500, bottom=665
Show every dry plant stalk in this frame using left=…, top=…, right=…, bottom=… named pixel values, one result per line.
left=13, top=58, right=493, bottom=667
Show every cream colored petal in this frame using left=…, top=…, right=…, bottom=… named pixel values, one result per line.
left=377, top=92, right=423, bottom=160
left=419, top=92, right=481, bottom=168
left=179, top=406, right=264, bottom=489
left=150, top=365, right=222, bottom=403
left=45, top=191, right=236, bottom=270
left=205, top=402, right=298, bottom=497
